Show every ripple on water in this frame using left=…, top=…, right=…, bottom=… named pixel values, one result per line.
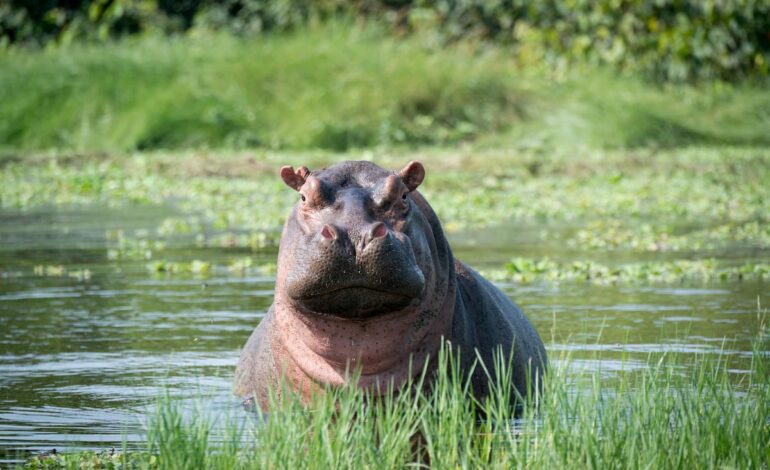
left=628, top=287, right=731, bottom=296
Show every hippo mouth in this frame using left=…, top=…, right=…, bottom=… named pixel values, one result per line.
left=284, top=232, right=427, bottom=318
left=295, top=285, right=421, bottom=318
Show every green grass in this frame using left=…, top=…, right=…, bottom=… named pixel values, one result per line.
left=24, top=331, right=770, bottom=469
left=0, top=24, right=524, bottom=153
left=1, top=23, right=770, bottom=155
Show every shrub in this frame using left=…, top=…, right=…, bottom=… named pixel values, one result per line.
left=3, top=0, right=769, bottom=82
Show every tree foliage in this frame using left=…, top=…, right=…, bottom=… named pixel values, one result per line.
left=2, top=0, right=769, bottom=82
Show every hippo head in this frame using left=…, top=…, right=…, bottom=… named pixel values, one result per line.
left=275, top=160, right=443, bottom=319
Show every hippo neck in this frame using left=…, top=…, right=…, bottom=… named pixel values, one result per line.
left=271, top=270, right=456, bottom=393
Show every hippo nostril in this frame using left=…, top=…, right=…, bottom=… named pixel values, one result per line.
left=371, top=222, right=387, bottom=239
left=321, top=224, right=338, bottom=240
left=362, top=222, right=388, bottom=249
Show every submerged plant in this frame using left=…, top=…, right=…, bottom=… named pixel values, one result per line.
left=496, top=257, right=770, bottom=284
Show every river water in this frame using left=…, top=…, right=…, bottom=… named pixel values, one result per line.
left=0, top=206, right=765, bottom=461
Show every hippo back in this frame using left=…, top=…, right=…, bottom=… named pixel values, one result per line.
left=451, top=261, right=547, bottom=399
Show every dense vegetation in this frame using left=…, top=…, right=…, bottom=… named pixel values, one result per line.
left=2, top=24, right=770, bottom=154
left=3, top=0, right=770, bottom=82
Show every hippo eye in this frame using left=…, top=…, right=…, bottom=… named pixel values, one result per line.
left=402, top=193, right=407, bottom=200
left=300, top=195, right=306, bottom=202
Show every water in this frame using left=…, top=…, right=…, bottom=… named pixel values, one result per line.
left=0, top=206, right=766, bottom=460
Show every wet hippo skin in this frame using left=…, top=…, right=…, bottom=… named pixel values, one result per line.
left=234, top=160, right=547, bottom=409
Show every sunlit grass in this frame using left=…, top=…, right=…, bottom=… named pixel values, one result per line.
left=1, top=22, right=769, bottom=155
left=0, top=23, right=523, bottom=153
left=24, top=330, right=770, bottom=469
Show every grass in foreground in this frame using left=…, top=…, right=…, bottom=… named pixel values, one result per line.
left=24, top=332, right=770, bottom=469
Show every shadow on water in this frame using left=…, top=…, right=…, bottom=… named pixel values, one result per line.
left=0, top=206, right=766, bottom=459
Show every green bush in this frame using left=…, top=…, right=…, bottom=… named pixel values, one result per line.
left=514, top=0, right=770, bottom=82
left=0, top=0, right=178, bottom=45
left=2, top=0, right=769, bottom=82
left=401, top=0, right=770, bottom=81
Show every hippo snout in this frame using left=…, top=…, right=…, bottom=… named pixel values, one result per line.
left=284, top=225, right=425, bottom=318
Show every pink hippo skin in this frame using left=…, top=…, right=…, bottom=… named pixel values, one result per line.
left=234, top=161, right=547, bottom=408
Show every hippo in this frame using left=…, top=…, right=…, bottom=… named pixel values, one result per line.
left=235, top=160, right=546, bottom=409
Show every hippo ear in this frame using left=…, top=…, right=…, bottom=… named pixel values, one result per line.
left=280, top=166, right=310, bottom=191
left=399, top=161, right=425, bottom=192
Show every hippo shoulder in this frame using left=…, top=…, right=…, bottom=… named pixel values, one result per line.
left=452, top=260, right=547, bottom=390
left=453, top=260, right=528, bottom=327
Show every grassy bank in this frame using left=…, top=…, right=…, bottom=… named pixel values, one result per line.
left=2, top=23, right=770, bottom=155
left=25, top=333, right=770, bottom=469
